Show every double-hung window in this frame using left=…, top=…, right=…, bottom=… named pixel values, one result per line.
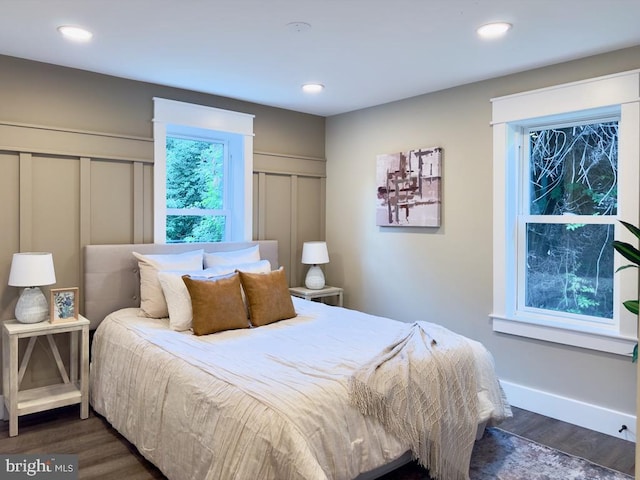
left=522, top=118, right=618, bottom=322
left=491, top=70, right=640, bottom=355
left=153, top=98, right=254, bottom=243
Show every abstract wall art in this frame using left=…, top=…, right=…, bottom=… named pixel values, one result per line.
left=376, top=146, right=442, bottom=227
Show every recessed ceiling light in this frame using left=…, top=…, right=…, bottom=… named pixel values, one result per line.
left=57, top=25, right=93, bottom=42
left=476, top=22, right=512, bottom=39
left=302, top=83, right=324, bottom=94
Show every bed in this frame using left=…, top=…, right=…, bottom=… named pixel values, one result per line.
left=85, top=241, right=511, bottom=480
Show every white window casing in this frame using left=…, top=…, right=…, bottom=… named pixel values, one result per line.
left=152, top=97, right=255, bottom=243
left=491, top=70, right=640, bottom=356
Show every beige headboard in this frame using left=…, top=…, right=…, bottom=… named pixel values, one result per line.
left=83, top=240, right=278, bottom=329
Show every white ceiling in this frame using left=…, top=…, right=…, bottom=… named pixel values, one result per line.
left=2, top=0, right=640, bottom=117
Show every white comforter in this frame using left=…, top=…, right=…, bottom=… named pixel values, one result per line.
left=90, top=298, right=509, bottom=480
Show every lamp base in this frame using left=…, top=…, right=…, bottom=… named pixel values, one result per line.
left=305, top=265, right=326, bottom=290
left=15, top=287, right=49, bottom=323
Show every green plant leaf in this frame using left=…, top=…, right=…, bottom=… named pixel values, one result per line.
left=614, top=221, right=640, bottom=363
left=623, top=300, right=639, bottom=315
left=615, top=264, right=638, bottom=273
left=612, top=240, right=640, bottom=266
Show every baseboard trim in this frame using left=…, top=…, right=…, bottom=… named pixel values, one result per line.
left=500, top=380, right=636, bottom=442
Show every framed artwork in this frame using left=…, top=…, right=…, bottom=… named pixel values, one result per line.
left=376, top=146, right=442, bottom=227
left=50, top=287, right=79, bottom=323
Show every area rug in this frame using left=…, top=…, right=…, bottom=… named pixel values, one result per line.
left=381, top=427, right=633, bottom=480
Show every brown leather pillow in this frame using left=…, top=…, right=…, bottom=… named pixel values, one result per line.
left=182, top=273, right=249, bottom=335
left=238, top=267, right=296, bottom=327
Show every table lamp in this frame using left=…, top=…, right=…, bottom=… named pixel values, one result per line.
left=301, top=241, right=329, bottom=290
left=8, top=252, right=57, bottom=323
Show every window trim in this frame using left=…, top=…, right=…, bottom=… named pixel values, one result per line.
left=491, top=70, right=640, bottom=356
left=153, top=97, right=254, bottom=243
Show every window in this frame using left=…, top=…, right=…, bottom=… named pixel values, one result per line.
left=153, top=98, right=254, bottom=243
left=166, top=135, right=228, bottom=242
left=491, top=70, right=640, bottom=355
left=522, top=119, right=618, bottom=322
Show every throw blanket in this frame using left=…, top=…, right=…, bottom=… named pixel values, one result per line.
left=350, top=322, right=479, bottom=480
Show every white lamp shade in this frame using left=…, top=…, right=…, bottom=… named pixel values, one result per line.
left=301, top=241, right=329, bottom=265
left=8, top=252, right=56, bottom=287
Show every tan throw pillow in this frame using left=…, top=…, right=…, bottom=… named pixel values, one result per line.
left=182, top=273, right=249, bottom=336
left=238, top=267, right=296, bottom=327
left=133, top=249, right=204, bottom=318
left=158, top=269, right=232, bottom=332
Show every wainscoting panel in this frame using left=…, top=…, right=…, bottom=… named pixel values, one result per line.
left=0, top=151, right=20, bottom=321
left=253, top=153, right=326, bottom=287
left=260, top=173, right=294, bottom=281
left=0, top=121, right=153, bottom=163
left=89, top=160, right=135, bottom=245
left=0, top=129, right=326, bottom=395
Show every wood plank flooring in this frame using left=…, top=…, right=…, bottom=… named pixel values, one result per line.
left=0, top=405, right=635, bottom=478
left=499, top=406, right=635, bottom=476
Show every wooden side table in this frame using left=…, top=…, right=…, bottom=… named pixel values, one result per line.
left=2, top=315, right=90, bottom=437
left=289, top=286, right=344, bottom=307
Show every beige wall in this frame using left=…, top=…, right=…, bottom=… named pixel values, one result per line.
left=0, top=55, right=326, bottom=391
left=325, top=46, right=640, bottom=422
left=2, top=45, right=638, bottom=431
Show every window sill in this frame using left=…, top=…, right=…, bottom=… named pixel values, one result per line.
left=491, top=314, right=636, bottom=357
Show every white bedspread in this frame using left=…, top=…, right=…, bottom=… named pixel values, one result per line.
left=90, top=298, right=510, bottom=480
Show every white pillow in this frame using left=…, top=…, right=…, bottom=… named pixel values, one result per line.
left=158, top=260, right=271, bottom=331
left=133, top=249, right=204, bottom=318
left=204, top=245, right=260, bottom=268
left=158, top=269, right=223, bottom=331
left=207, top=259, right=271, bottom=276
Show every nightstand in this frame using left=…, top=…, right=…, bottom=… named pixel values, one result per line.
left=289, top=286, right=344, bottom=307
left=2, top=315, right=90, bottom=437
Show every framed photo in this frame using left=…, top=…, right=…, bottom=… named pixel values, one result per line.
left=376, top=146, right=443, bottom=227
left=50, top=287, right=79, bottom=323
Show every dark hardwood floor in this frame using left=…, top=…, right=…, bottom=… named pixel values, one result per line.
left=0, top=405, right=635, bottom=479
left=0, top=407, right=165, bottom=479
left=499, top=406, right=635, bottom=476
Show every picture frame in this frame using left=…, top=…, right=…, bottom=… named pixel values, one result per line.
left=50, top=287, right=79, bottom=323
left=376, top=146, right=443, bottom=227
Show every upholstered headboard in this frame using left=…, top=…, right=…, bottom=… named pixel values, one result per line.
left=83, top=240, right=278, bottom=329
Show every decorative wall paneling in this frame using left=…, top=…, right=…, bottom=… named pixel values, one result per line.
left=253, top=151, right=326, bottom=287
left=0, top=122, right=155, bottom=394
left=0, top=121, right=153, bottom=163
left=1, top=123, right=325, bottom=395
